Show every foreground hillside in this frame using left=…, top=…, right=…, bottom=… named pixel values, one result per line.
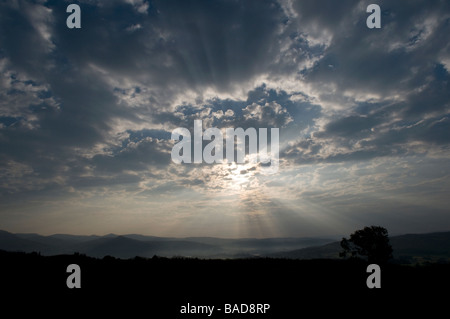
left=1, top=250, right=448, bottom=317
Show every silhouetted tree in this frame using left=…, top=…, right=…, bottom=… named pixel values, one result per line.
left=340, top=226, right=393, bottom=264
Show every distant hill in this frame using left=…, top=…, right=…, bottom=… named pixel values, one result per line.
left=270, top=241, right=342, bottom=259
left=3, top=229, right=449, bottom=262
left=72, top=236, right=218, bottom=259
left=270, top=231, right=450, bottom=263
left=390, top=232, right=450, bottom=263
left=0, top=230, right=51, bottom=253
left=0, top=230, right=334, bottom=258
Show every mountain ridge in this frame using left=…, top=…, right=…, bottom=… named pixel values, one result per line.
left=0, top=229, right=335, bottom=258
left=2, top=229, right=450, bottom=262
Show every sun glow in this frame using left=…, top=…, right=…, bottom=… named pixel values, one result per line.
left=227, top=161, right=256, bottom=191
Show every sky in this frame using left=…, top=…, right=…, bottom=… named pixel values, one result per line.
left=0, top=0, right=449, bottom=238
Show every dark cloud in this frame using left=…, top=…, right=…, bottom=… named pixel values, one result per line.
left=297, top=0, right=450, bottom=98
left=92, top=137, right=172, bottom=173
left=151, top=0, right=286, bottom=90
left=29, top=0, right=292, bottom=96
left=315, top=114, right=383, bottom=138
left=282, top=0, right=450, bottom=165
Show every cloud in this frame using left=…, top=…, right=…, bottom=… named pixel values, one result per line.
left=92, top=137, right=173, bottom=173
left=0, top=0, right=450, bottom=236
left=242, top=102, right=293, bottom=128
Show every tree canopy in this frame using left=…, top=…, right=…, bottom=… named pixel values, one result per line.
left=340, top=226, right=393, bottom=264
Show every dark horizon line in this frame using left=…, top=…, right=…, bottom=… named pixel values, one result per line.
left=3, top=228, right=450, bottom=240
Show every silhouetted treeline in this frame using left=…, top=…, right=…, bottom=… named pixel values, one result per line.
left=1, top=250, right=448, bottom=317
